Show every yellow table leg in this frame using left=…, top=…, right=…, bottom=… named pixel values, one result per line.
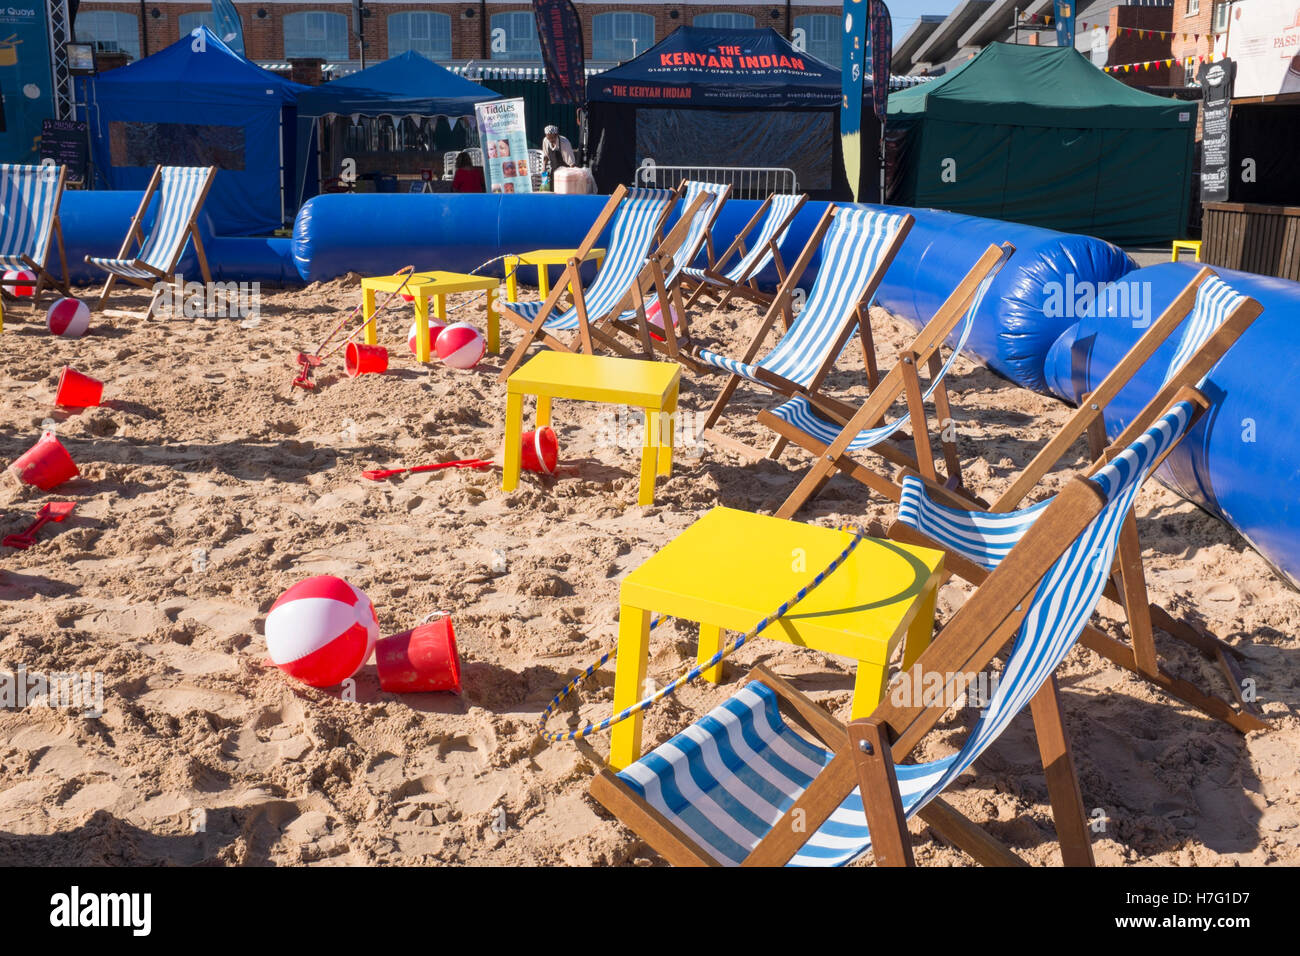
left=697, top=623, right=724, bottom=684
left=536, top=395, right=552, bottom=427
left=502, top=391, right=524, bottom=491
left=538, top=263, right=551, bottom=302
left=610, top=605, right=652, bottom=770
left=901, top=579, right=939, bottom=672
left=362, top=287, right=378, bottom=346
left=505, top=256, right=519, bottom=303
left=412, top=294, right=431, bottom=363
left=433, top=294, right=447, bottom=324
left=658, top=387, right=678, bottom=477
left=486, top=285, right=499, bottom=355
left=850, top=662, right=889, bottom=719
left=639, top=405, right=659, bottom=506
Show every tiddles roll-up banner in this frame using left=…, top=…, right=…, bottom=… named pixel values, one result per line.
left=1054, top=0, right=1076, bottom=48
left=476, top=97, right=534, bottom=194
left=533, top=0, right=585, bottom=105
left=841, top=0, right=869, bottom=201
left=210, top=0, right=247, bottom=58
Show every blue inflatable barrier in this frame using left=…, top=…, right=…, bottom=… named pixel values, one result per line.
left=291, top=195, right=1133, bottom=391
left=57, top=191, right=299, bottom=286
left=1044, top=261, right=1300, bottom=588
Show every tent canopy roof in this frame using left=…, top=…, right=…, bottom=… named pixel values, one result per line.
left=88, top=28, right=306, bottom=106
left=587, top=26, right=839, bottom=109
left=888, top=42, right=1194, bottom=129
left=297, top=51, right=499, bottom=119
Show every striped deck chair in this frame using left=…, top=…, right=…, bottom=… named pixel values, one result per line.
left=497, top=184, right=707, bottom=381
left=761, top=242, right=1014, bottom=515
left=592, top=395, right=1208, bottom=866
left=681, top=191, right=807, bottom=311
left=86, top=165, right=216, bottom=319
left=0, top=163, right=70, bottom=303
left=887, top=269, right=1268, bottom=733
left=604, top=180, right=731, bottom=368
left=695, top=205, right=913, bottom=460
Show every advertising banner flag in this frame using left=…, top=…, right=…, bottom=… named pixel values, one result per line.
left=1054, top=0, right=1076, bottom=48
left=210, top=0, right=247, bottom=58
left=0, top=4, right=54, bottom=163
left=475, top=98, right=534, bottom=194
left=869, top=0, right=892, bottom=123
left=1198, top=58, right=1233, bottom=204
left=533, top=0, right=586, bottom=105
left=841, top=0, right=870, bottom=201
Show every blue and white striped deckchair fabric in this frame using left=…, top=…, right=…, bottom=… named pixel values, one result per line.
left=896, top=274, right=1245, bottom=574
left=86, top=166, right=212, bottom=280
left=615, top=400, right=1196, bottom=866
left=505, top=187, right=675, bottom=332
left=1162, top=275, right=1247, bottom=389
left=695, top=207, right=908, bottom=389
left=761, top=251, right=998, bottom=452
left=682, top=192, right=803, bottom=287
left=0, top=164, right=62, bottom=272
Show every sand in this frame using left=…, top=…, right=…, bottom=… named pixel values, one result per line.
left=0, top=278, right=1295, bottom=867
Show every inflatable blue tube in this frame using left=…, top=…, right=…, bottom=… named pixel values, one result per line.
left=1043, top=261, right=1300, bottom=588
left=291, top=195, right=1132, bottom=391
left=57, top=192, right=300, bottom=286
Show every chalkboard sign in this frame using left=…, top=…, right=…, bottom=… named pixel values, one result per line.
left=39, top=119, right=89, bottom=183
left=1199, top=59, right=1234, bottom=205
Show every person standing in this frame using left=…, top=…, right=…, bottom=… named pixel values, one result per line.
left=541, top=125, right=577, bottom=176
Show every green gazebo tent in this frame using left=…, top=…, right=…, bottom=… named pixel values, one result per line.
left=886, top=43, right=1196, bottom=244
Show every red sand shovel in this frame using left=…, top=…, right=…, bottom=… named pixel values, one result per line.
left=362, top=458, right=493, bottom=481
left=3, top=502, right=76, bottom=550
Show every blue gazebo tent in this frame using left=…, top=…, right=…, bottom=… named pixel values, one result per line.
left=77, top=28, right=308, bottom=235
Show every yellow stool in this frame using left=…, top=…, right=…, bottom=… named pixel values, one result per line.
left=502, top=352, right=680, bottom=507
left=608, top=507, right=945, bottom=770
left=360, top=270, right=501, bottom=362
left=1171, top=240, right=1202, bottom=263
left=504, top=248, right=606, bottom=304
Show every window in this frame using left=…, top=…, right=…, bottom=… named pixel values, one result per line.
left=388, top=12, right=452, bottom=59
left=1212, top=1, right=1230, bottom=33
left=490, top=11, right=541, bottom=60
left=178, top=11, right=216, bottom=39
left=593, top=12, right=654, bottom=62
left=1185, top=61, right=1197, bottom=85
left=793, top=14, right=838, bottom=66
left=284, top=11, right=349, bottom=60
left=1185, top=0, right=1199, bottom=16
left=693, top=13, right=755, bottom=29
left=74, top=11, right=141, bottom=60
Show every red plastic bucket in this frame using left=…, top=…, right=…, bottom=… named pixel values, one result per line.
left=375, top=618, right=461, bottom=693
left=55, top=367, right=104, bottom=408
left=9, top=431, right=79, bottom=490
left=345, top=342, right=389, bottom=377
left=521, top=426, right=558, bottom=475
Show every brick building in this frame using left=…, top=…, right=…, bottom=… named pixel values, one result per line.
left=71, top=1, right=842, bottom=72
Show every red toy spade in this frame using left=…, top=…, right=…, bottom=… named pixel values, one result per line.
left=361, top=458, right=493, bottom=481
left=2, top=502, right=76, bottom=550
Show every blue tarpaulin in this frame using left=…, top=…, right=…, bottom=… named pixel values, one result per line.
left=76, top=28, right=308, bottom=236
left=296, top=52, right=498, bottom=119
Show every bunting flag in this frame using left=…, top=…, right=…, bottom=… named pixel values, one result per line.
left=1104, top=26, right=1206, bottom=42
left=1101, top=52, right=1215, bottom=74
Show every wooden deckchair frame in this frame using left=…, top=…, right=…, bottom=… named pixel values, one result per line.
left=762, top=242, right=1014, bottom=517
left=90, top=164, right=216, bottom=320
left=0, top=163, right=71, bottom=306
left=886, top=268, right=1268, bottom=733
left=696, top=206, right=914, bottom=461
left=496, top=182, right=699, bottom=381
left=592, top=399, right=1211, bottom=866
left=682, top=191, right=809, bottom=312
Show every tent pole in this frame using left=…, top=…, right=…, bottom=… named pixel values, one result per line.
left=280, top=109, right=286, bottom=227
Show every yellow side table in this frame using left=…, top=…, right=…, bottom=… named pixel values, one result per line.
left=502, top=352, right=680, bottom=507
left=504, top=248, right=606, bottom=304
left=361, top=270, right=501, bottom=363
left=608, top=507, right=945, bottom=770
left=1171, top=239, right=1202, bottom=263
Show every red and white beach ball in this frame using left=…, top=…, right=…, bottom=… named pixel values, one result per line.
left=4, top=269, right=36, bottom=297
left=265, top=576, right=380, bottom=687
left=435, top=322, right=486, bottom=370
left=408, top=318, right=447, bottom=356
left=47, top=298, right=91, bottom=339
left=646, top=299, right=682, bottom=343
